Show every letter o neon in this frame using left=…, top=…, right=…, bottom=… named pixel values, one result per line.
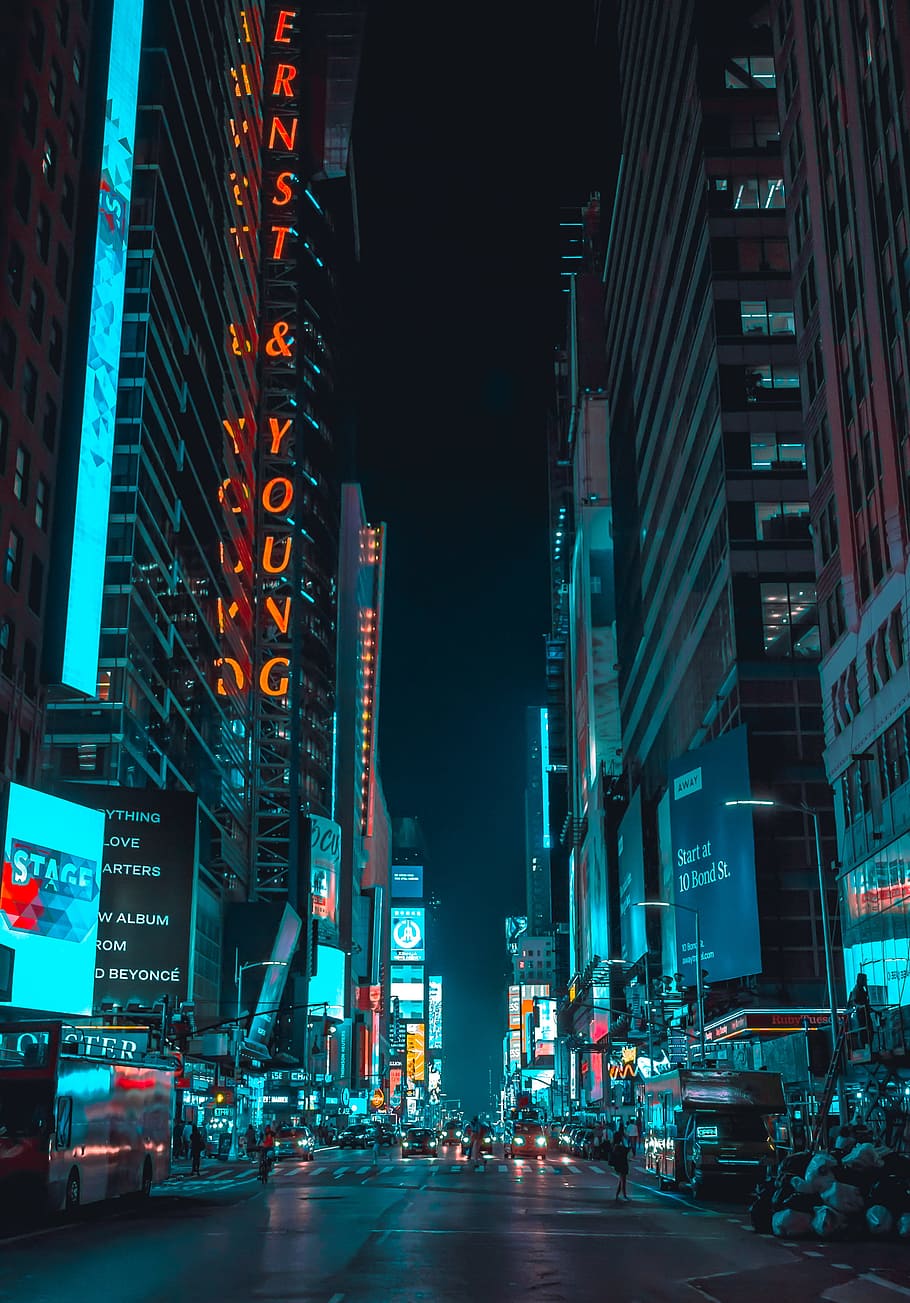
left=263, top=477, right=293, bottom=514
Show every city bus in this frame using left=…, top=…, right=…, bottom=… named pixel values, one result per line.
left=0, top=1021, right=174, bottom=1216
left=643, top=1068, right=787, bottom=1194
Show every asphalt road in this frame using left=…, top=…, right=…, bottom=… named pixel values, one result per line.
left=1, top=1149, right=908, bottom=1303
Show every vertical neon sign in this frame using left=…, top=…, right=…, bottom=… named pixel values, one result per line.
left=60, top=0, right=145, bottom=695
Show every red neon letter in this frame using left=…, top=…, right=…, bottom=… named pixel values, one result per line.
left=268, top=417, right=292, bottom=455
left=262, top=535, right=292, bottom=573
left=265, top=596, right=292, bottom=634
left=259, top=657, right=290, bottom=697
left=263, top=477, right=293, bottom=514
left=274, top=9, right=294, bottom=42
left=273, top=171, right=294, bottom=206
left=272, top=63, right=297, bottom=97
left=268, top=115, right=298, bottom=151
left=271, top=225, right=292, bottom=259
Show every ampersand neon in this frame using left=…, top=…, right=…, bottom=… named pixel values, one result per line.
left=265, top=320, right=294, bottom=357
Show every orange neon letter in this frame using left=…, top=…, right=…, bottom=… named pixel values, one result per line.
left=268, top=416, right=292, bottom=454
left=262, top=535, right=292, bottom=573
left=273, top=63, right=298, bottom=97
left=265, top=596, right=292, bottom=634
left=274, top=9, right=295, bottom=42
left=271, top=224, right=292, bottom=259
left=259, top=657, right=290, bottom=696
left=218, top=478, right=247, bottom=514
left=216, top=657, right=246, bottom=695
left=263, top=477, right=293, bottom=514
left=273, top=172, right=294, bottom=206
left=269, top=115, right=298, bottom=150
left=222, top=417, right=246, bottom=454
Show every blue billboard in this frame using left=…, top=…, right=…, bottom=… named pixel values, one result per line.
left=666, top=726, right=761, bottom=984
left=391, top=865, right=424, bottom=898
left=618, top=789, right=648, bottom=964
left=61, top=0, right=145, bottom=693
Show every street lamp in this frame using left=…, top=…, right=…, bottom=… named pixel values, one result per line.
left=635, top=901, right=706, bottom=1065
left=724, top=797, right=846, bottom=1119
left=228, top=954, right=288, bottom=1160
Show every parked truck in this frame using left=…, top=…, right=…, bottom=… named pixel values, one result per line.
left=642, top=1067, right=788, bottom=1194
left=0, top=1021, right=174, bottom=1216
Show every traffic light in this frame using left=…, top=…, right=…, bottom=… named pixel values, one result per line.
left=211, top=1086, right=235, bottom=1107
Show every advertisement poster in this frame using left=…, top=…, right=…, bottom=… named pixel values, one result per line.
left=618, top=788, right=648, bottom=964
left=428, top=975, right=443, bottom=1050
left=391, top=906, right=425, bottom=962
left=391, top=865, right=423, bottom=899
left=310, top=815, right=340, bottom=945
left=0, top=784, right=105, bottom=1015
left=78, top=787, right=198, bottom=1009
left=245, top=903, right=302, bottom=1055
left=666, top=726, right=761, bottom=984
left=505, top=915, right=529, bottom=954
left=406, top=1022, right=426, bottom=1082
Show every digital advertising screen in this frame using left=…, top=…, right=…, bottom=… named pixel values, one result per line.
left=618, top=788, right=648, bottom=964
left=245, top=903, right=302, bottom=1055
left=310, top=815, right=340, bottom=945
left=79, top=787, right=198, bottom=1009
left=391, top=907, right=425, bottom=962
left=508, top=984, right=521, bottom=1031
left=0, top=784, right=105, bottom=1015
left=506, top=916, right=529, bottom=954
left=391, top=865, right=423, bottom=898
left=428, top=976, right=443, bottom=1050
left=666, top=725, right=761, bottom=984
left=308, top=943, right=346, bottom=1021
left=534, top=997, right=557, bottom=1059
left=406, top=1022, right=426, bottom=1082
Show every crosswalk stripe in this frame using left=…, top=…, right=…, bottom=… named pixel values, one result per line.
left=333, top=1168, right=348, bottom=1179
left=382, top=1165, right=395, bottom=1173
left=355, top=1166, right=370, bottom=1174
left=498, top=1164, right=508, bottom=1172
left=568, top=1165, right=581, bottom=1173
left=449, top=1165, right=461, bottom=1173
left=590, top=1165, right=605, bottom=1173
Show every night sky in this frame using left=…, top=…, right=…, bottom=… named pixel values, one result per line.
left=352, top=1, right=612, bottom=1112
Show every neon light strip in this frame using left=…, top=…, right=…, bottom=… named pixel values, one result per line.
left=61, top=0, right=145, bottom=694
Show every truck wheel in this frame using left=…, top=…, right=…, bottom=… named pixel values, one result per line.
left=65, top=1169, right=80, bottom=1214
left=140, top=1158, right=153, bottom=1199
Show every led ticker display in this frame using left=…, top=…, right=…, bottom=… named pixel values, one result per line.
left=391, top=907, right=425, bottom=963
left=0, top=784, right=105, bottom=1015
left=61, top=0, right=145, bottom=694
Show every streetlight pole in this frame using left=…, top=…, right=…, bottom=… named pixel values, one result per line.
left=635, top=902, right=706, bottom=1065
left=228, top=952, right=288, bottom=1161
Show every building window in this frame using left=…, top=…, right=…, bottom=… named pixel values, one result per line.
left=6, top=243, right=24, bottom=304
left=65, top=106, right=80, bottom=158
left=0, top=325, right=16, bottom=388
left=73, top=43, right=84, bottom=86
left=22, top=360, right=38, bottom=421
left=0, top=617, right=13, bottom=676
left=21, top=84, right=38, bottom=143
left=36, top=207, right=51, bottom=263
left=725, top=55, right=777, bottom=90
left=42, top=394, right=57, bottom=449
left=4, top=528, right=23, bottom=589
left=27, top=281, right=45, bottom=340
left=750, top=433, right=806, bottom=469
left=0, top=408, right=7, bottom=472
left=755, top=501, right=810, bottom=541
left=35, top=476, right=49, bottom=530
left=740, top=300, right=795, bottom=335
left=55, top=245, right=70, bottom=299
left=13, top=446, right=30, bottom=503
left=14, top=729, right=29, bottom=781
left=42, top=134, right=58, bottom=188
left=738, top=237, right=789, bottom=272
left=747, top=363, right=801, bottom=398
left=48, top=319, right=63, bottom=373
left=28, top=10, right=45, bottom=67
left=61, top=175, right=75, bottom=227
left=49, top=59, right=63, bottom=113
left=761, top=581, right=820, bottom=658
left=14, top=163, right=31, bottom=222
left=56, top=0, right=70, bottom=44
left=27, top=556, right=43, bottom=616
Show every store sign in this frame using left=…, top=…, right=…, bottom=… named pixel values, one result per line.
left=391, top=907, right=425, bottom=962
left=81, top=788, right=198, bottom=1009
left=0, top=784, right=104, bottom=1015
left=370, top=1088, right=385, bottom=1110
left=310, top=815, right=340, bottom=944
left=667, top=726, right=761, bottom=984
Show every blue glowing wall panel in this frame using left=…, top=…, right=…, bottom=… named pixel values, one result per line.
left=61, top=0, right=144, bottom=694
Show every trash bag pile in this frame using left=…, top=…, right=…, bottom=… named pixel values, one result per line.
left=749, top=1131, right=910, bottom=1241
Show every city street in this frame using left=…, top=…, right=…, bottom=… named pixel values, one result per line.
left=1, top=1150, right=908, bottom=1303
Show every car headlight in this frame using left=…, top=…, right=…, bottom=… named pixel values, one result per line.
left=515, top=1137, right=524, bottom=1145
left=402, top=1141, right=409, bottom=1148
left=536, top=1137, right=546, bottom=1147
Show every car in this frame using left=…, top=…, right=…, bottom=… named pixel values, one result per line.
left=560, top=1125, right=583, bottom=1153
left=439, top=1120, right=463, bottom=1146
left=401, top=1127, right=438, bottom=1157
left=504, top=1122, right=549, bottom=1160
left=338, top=1124, right=373, bottom=1149
left=274, top=1125, right=315, bottom=1160
left=570, top=1127, right=598, bottom=1159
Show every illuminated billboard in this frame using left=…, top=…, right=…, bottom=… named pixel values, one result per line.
left=79, top=788, right=198, bottom=1009
left=533, top=997, right=557, bottom=1060
left=506, top=916, right=529, bottom=954
left=391, top=865, right=424, bottom=898
left=245, top=903, right=302, bottom=1055
left=666, top=726, right=761, bottom=984
left=428, top=976, right=443, bottom=1050
left=310, top=815, right=340, bottom=945
left=0, top=784, right=105, bottom=1015
left=391, top=907, right=425, bottom=962
left=508, top=984, right=521, bottom=1031
left=308, top=944, right=346, bottom=1021
left=60, top=0, right=145, bottom=694
left=618, top=789, right=648, bottom=964
left=406, top=1022, right=426, bottom=1082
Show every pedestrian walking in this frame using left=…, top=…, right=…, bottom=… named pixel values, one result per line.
left=190, top=1124, right=205, bottom=1176
left=626, top=1116, right=639, bottom=1157
left=609, top=1130, right=630, bottom=1201
left=371, top=1131, right=381, bottom=1166
left=245, top=1123, right=258, bottom=1158
left=172, top=1119, right=184, bottom=1159
left=468, top=1115, right=483, bottom=1170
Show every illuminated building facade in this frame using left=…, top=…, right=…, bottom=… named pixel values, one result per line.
left=604, top=1, right=836, bottom=1020
left=772, top=0, right=910, bottom=1015
left=0, top=1, right=122, bottom=788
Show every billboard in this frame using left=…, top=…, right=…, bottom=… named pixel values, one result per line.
left=666, top=726, right=761, bottom=984
left=391, top=907, right=425, bottom=962
left=391, top=865, right=424, bottom=898
left=618, top=788, right=648, bottom=964
left=244, top=903, right=302, bottom=1055
left=508, top=984, right=521, bottom=1031
left=509, top=1029, right=521, bottom=1069
left=534, top=997, right=557, bottom=1060
left=82, top=788, right=198, bottom=1009
left=60, top=0, right=145, bottom=694
left=308, top=944, right=346, bottom=1021
left=428, top=976, right=443, bottom=1051
left=406, top=1022, right=426, bottom=1082
left=0, top=784, right=105, bottom=1015
left=506, top=915, right=529, bottom=954
left=310, top=815, right=340, bottom=945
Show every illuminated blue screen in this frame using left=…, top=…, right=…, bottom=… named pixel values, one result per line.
left=61, top=0, right=145, bottom=694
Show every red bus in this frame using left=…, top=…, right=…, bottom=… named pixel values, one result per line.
left=0, top=1021, right=174, bottom=1215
